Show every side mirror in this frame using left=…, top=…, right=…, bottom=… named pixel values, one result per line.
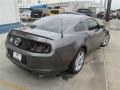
left=99, top=25, right=105, bottom=28
left=88, top=25, right=98, bottom=30
left=88, top=26, right=93, bottom=30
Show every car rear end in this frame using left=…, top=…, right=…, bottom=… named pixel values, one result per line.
left=77, top=9, right=92, bottom=16
left=31, top=9, right=47, bottom=20
left=117, top=10, right=120, bottom=19
left=6, top=30, right=67, bottom=77
left=49, top=9, right=64, bottom=16
left=20, top=11, right=31, bottom=21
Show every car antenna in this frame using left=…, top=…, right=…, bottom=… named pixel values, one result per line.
left=60, top=0, right=63, bottom=38
left=60, top=17, right=63, bottom=38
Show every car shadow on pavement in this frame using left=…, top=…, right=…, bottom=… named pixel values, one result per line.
left=0, top=46, right=107, bottom=90
left=56, top=48, right=102, bottom=81
left=34, top=49, right=99, bottom=81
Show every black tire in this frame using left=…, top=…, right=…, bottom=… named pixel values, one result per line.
left=118, top=17, right=120, bottom=19
left=101, top=33, right=110, bottom=47
left=22, top=19, right=25, bottom=21
left=68, top=48, right=86, bottom=74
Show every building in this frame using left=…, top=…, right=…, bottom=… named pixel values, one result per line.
left=96, top=2, right=104, bottom=13
left=47, top=1, right=98, bottom=14
left=18, top=0, right=60, bottom=6
left=18, top=0, right=39, bottom=8
left=41, top=0, right=60, bottom=4
left=18, top=0, right=103, bottom=14
left=0, top=0, right=20, bottom=33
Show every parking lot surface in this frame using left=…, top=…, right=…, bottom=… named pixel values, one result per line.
left=0, top=19, right=120, bottom=90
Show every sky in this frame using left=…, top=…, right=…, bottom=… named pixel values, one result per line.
left=80, top=0, right=120, bottom=10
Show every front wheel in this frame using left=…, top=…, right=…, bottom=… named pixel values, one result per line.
left=68, top=48, right=85, bottom=74
left=101, top=33, right=110, bottom=47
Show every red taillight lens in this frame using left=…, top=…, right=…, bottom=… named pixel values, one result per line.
left=30, top=42, right=51, bottom=53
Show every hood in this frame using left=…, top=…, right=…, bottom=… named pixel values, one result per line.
left=14, top=27, right=61, bottom=40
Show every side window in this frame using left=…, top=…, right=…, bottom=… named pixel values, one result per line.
left=74, top=22, right=85, bottom=32
left=84, top=19, right=98, bottom=30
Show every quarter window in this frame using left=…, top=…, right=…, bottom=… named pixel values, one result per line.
left=74, top=22, right=85, bottom=32
left=84, top=19, right=98, bottom=30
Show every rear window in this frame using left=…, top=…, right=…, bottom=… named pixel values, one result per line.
left=31, top=9, right=42, bottom=14
left=51, top=10, right=59, bottom=14
left=77, top=9, right=91, bottom=13
left=30, top=15, right=79, bottom=33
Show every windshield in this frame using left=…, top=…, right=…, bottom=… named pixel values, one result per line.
left=30, top=15, right=79, bottom=33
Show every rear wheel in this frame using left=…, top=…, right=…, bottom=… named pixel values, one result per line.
left=68, top=48, right=85, bottom=74
left=101, top=33, right=110, bottom=47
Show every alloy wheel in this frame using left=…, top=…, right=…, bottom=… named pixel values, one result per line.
left=74, top=50, right=85, bottom=72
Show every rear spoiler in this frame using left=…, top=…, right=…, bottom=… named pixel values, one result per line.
left=9, top=30, right=54, bottom=40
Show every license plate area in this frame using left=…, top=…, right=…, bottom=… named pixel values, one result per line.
left=13, top=52, right=22, bottom=62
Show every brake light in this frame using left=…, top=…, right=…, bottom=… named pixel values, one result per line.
left=7, top=32, right=52, bottom=54
left=9, top=36, right=14, bottom=42
left=30, top=42, right=51, bottom=53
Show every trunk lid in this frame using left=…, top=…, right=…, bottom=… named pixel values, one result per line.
left=14, top=27, right=61, bottom=40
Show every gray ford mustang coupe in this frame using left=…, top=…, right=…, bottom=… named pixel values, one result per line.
left=6, top=13, right=110, bottom=77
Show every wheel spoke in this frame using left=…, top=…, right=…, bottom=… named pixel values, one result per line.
left=103, top=35, right=109, bottom=45
left=75, top=51, right=85, bottom=71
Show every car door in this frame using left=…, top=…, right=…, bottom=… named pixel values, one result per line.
left=84, top=18, right=105, bottom=49
left=73, top=22, right=93, bottom=52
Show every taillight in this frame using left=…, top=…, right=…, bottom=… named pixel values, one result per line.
left=9, top=36, right=14, bottom=42
left=30, top=42, right=51, bottom=53
left=7, top=32, right=52, bottom=54
left=6, top=34, right=13, bottom=43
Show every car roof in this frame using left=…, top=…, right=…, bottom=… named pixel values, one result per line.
left=55, top=13, right=91, bottom=21
left=32, top=13, right=92, bottom=29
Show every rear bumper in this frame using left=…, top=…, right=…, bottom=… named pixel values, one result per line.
left=6, top=44, right=68, bottom=77
left=7, top=54, right=65, bottom=77
left=30, top=18, right=41, bottom=21
left=20, top=17, right=31, bottom=20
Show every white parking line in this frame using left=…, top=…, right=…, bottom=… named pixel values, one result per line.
left=103, top=48, right=110, bottom=90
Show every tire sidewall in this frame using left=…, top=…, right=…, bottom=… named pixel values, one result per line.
left=101, top=33, right=110, bottom=47
left=69, top=48, right=85, bottom=74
